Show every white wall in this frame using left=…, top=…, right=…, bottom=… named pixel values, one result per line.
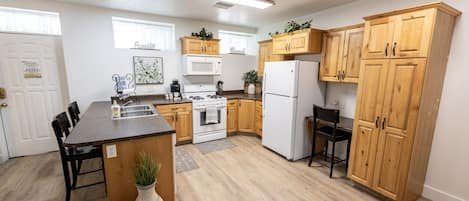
left=260, top=1, right=469, bottom=200
left=0, top=0, right=257, bottom=110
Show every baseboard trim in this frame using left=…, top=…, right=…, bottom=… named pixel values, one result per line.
left=423, top=184, right=466, bottom=201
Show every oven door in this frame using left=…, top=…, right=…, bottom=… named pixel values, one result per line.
left=193, top=106, right=226, bottom=133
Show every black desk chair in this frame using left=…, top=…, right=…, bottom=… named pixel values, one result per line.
left=308, top=105, right=352, bottom=178
left=52, top=112, right=104, bottom=201
left=68, top=101, right=80, bottom=127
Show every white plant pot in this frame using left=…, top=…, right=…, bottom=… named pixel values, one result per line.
left=136, top=182, right=163, bottom=201
left=248, top=83, right=255, bottom=95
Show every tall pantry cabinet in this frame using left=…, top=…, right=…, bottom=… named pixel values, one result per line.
left=347, top=3, right=461, bottom=201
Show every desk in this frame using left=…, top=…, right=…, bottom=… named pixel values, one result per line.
left=305, top=116, right=354, bottom=154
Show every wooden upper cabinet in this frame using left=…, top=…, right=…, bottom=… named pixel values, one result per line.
left=362, top=17, right=395, bottom=59
left=258, top=41, right=273, bottom=77
left=272, top=28, right=323, bottom=55
left=181, top=37, right=204, bottom=54
left=363, top=9, right=436, bottom=59
left=258, top=40, right=293, bottom=77
left=237, top=99, right=256, bottom=133
left=204, top=40, right=220, bottom=55
left=392, top=9, right=435, bottom=58
left=272, top=35, right=289, bottom=55
left=320, top=24, right=364, bottom=83
left=181, top=37, right=220, bottom=55
left=371, top=59, right=427, bottom=199
left=342, top=27, right=365, bottom=83
left=320, top=30, right=345, bottom=82
left=348, top=59, right=389, bottom=187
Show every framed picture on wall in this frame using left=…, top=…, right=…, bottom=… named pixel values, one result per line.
left=133, top=56, right=164, bottom=85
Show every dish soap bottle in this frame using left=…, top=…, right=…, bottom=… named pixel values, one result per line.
left=111, top=100, right=121, bottom=119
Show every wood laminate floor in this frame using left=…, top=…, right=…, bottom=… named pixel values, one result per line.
left=0, top=135, right=400, bottom=201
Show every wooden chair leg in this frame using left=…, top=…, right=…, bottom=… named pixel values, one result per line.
left=308, top=132, right=317, bottom=167
left=330, top=141, right=336, bottom=178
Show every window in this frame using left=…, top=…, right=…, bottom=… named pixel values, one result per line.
left=112, top=17, right=175, bottom=51
left=219, top=30, right=256, bottom=55
left=0, top=7, right=61, bottom=35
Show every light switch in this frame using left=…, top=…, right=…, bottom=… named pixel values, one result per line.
left=106, top=144, right=117, bottom=158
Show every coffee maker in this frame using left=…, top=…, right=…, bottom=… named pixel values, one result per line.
left=216, top=81, right=224, bottom=96
left=170, top=79, right=181, bottom=100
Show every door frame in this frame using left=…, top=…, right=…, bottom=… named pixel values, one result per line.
left=0, top=109, right=10, bottom=163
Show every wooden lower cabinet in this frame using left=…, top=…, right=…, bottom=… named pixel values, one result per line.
left=226, top=99, right=261, bottom=136
left=238, top=99, right=256, bottom=133
left=255, top=101, right=262, bottom=136
left=227, top=100, right=238, bottom=133
left=156, top=103, right=192, bottom=143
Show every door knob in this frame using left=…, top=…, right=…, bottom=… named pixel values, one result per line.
left=0, top=103, right=7, bottom=107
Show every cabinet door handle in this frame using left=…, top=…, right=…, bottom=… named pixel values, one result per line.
left=375, top=116, right=380, bottom=128
left=382, top=117, right=386, bottom=129
left=342, top=70, right=345, bottom=80
left=175, top=114, right=178, bottom=121
left=385, top=43, right=389, bottom=56
left=392, top=42, right=397, bottom=56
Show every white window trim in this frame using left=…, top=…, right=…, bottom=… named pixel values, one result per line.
left=111, top=16, right=176, bottom=51
left=219, top=30, right=256, bottom=56
left=0, top=6, right=62, bottom=36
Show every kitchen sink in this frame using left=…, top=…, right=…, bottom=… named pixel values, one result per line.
left=113, top=104, right=158, bottom=120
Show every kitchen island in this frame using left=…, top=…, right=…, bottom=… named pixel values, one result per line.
left=64, top=101, right=175, bottom=201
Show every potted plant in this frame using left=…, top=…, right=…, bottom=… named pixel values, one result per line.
left=134, top=152, right=162, bottom=201
left=242, top=70, right=259, bottom=95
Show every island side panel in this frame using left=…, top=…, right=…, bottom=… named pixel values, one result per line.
left=102, top=133, right=175, bottom=201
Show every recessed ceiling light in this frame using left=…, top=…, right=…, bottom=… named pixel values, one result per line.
left=221, top=0, right=275, bottom=9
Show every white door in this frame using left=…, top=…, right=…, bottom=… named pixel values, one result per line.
left=263, top=61, right=299, bottom=97
left=0, top=33, right=68, bottom=157
left=261, top=93, right=297, bottom=159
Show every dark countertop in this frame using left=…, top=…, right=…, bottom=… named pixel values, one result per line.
left=152, top=98, right=192, bottom=106
left=64, top=101, right=175, bottom=147
left=223, top=91, right=262, bottom=101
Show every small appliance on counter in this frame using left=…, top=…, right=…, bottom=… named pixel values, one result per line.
left=170, top=79, right=182, bottom=100
left=216, top=81, right=224, bottom=96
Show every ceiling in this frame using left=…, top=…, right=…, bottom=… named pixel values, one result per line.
left=56, top=0, right=356, bottom=28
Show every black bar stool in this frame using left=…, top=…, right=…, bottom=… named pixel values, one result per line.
left=52, top=112, right=104, bottom=201
left=68, top=101, right=80, bottom=127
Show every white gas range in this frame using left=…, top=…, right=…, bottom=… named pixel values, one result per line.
left=184, top=85, right=227, bottom=143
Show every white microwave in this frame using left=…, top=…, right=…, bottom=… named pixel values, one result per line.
left=182, top=55, right=222, bottom=75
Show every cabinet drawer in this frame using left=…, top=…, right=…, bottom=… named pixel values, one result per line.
left=156, top=103, right=192, bottom=114
left=227, top=100, right=238, bottom=107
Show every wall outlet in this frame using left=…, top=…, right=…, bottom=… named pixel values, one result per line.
left=106, top=144, right=117, bottom=158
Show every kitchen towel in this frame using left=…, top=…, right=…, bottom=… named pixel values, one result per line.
left=205, top=106, right=218, bottom=124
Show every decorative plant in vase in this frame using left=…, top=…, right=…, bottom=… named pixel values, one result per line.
left=135, top=152, right=162, bottom=201
left=242, top=70, right=259, bottom=95
left=191, top=27, right=214, bottom=40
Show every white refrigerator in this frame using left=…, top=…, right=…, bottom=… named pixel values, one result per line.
left=262, top=60, right=325, bottom=160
